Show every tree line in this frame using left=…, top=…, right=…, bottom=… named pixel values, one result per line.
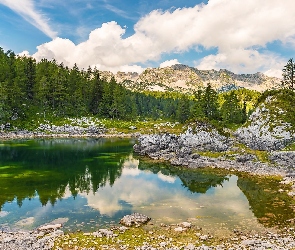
left=0, top=48, right=256, bottom=128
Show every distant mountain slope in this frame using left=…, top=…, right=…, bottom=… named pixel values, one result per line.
left=99, top=64, right=281, bottom=93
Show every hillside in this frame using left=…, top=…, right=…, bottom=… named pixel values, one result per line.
left=235, top=89, right=295, bottom=151
left=99, top=65, right=281, bottom=93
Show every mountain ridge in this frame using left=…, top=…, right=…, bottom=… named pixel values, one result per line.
left=99, top=64, right=281, bottom=93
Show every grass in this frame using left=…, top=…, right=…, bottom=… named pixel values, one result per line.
left=12, top=115, right=185, bottom=135
left=283, top=142, right=295, bottom=151
left=53, top=225, right=215, bottom=250
left=234, top=142, right=271, bottom=163
left=194, top=142, right=271, bottom=164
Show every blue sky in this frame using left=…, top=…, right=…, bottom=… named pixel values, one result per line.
left=0, top=0, right=295, bottom=77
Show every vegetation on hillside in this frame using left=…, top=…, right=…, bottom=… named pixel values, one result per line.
left=0, top=47, right=282, bottom=131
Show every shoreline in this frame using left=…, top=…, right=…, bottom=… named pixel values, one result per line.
left=1, top=221, right=295, bottom=250
left=0, top=131, right=138, bottom=140
left=1, top=129, right=295, bottom=185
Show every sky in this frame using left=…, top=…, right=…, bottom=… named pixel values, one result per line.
left=0, top=0, right=295, bottom=78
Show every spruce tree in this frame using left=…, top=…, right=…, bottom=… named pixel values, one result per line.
left=282, top=58, right=295, bottom=90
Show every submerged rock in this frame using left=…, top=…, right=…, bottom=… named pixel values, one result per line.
left=120, top=213, right=151, bottom=227
left=38, top=223, right=62, bottom=231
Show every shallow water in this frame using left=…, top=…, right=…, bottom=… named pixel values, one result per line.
left=0, top=138, right=294, bottom=234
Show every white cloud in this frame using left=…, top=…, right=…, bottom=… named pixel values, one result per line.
left=157, top=171, right=176, bottom=183
left=29, top=0, right=295, bottom=74
left=264, top=68, right=283, bottom=78
left=17, top=50, right=30, bottom=57
left=160, top=59, right=180, bottom=68
left=195, top=49, right=286, bottom=77
left=0, top=0, right=57, bottom=39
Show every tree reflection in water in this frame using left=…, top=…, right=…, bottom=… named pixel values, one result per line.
left=0, top=139, right=294, bottom=230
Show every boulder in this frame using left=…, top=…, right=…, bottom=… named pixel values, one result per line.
left=38, top=223, right=62, bottom=231
left=120, top=213, right=151, bottom=227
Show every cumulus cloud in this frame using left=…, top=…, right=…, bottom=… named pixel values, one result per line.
left=29, top=0, right=295, bottom=74
left=160, top=59, right=180, bottom=68
left=0, top=0, right=57, bottom=39
left=17, top=50, right=30, bottom=57
left=195, top=49, right=286, bottom=78
left=157, top=171, right=176, bottom=183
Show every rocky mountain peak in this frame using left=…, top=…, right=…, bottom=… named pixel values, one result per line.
left=99, top=64, right=281, bottom=93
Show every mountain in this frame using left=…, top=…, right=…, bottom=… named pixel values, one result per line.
left=99, top=64, right=281, bottom=93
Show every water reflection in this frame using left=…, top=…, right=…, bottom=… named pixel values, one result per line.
left=0, top=138, right=132, bottom=208
left=0, top=139, right=294, bottom=232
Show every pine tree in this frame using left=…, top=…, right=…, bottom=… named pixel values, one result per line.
left=176, top=96, right=190, bottom=123
left=202, top=83, right=219, bottom=120
left=89, top=70, right=103, bottom=115
left=282, top=58, right=295, bottom=90
left=191, top=89, right=204, bottom=119
left=220, top=91, right=243, bottom=124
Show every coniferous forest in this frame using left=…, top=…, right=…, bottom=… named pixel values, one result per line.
left=0, top=48, right=258, bottom=129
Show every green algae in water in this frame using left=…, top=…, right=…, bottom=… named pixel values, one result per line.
left=0, top=138, right=294, bottom=234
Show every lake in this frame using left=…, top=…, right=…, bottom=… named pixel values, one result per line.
left=0, top=138, right=294, bottom=236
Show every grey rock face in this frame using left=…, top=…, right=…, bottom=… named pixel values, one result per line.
left=134, top=125, right=230, bottom=160
left=269, top=151, right=295, bottom=168
left=0, top=230, right=64, bottom=250
left=100, top=65, right=280, bottom=93
left=236, top=154, right=257, bottom=163
left=234, top=100, right=295, bottom=151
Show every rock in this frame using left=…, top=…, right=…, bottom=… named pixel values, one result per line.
left=181, top=222, right=192, bottom=228
left=199, top=235, right=208, bottom=241
left=38, top=224, right=62, bottom=231
left=118, top=226, right=128, bottom=232
left=269, top=151, right=295, bottom=168
left=191, top=153, right=200, bottom=159
left=103, top=65, right=280, bottom=93
left=234, top=100, right=295, bottom=151
left=129, top=126, right=137, bottom=130
left=174, top=227, right=184, bottom=232
left=99, top=229, right=114, bottom=237
left=236, top=154, right=256, bottom=163
left=241, top=239, right=256, bottom=246
left=120, top=213, right=151, bottom=227
left=134, top=122, right=231, bottom=158
left=184, top=243, right=196, bottom=250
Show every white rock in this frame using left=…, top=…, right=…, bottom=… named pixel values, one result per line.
left=38, top=224, right=62, bottom=231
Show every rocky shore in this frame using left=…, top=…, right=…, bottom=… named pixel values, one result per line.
left=1, top=219, right=295, bottom=250
left=0, top=224, right=64, bottom=250
left=0, top=129, right=139, bottom=140
left=133, top=121, right=295, bottom=198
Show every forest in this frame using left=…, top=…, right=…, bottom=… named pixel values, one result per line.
left=0, top=48, right=260, bottom=129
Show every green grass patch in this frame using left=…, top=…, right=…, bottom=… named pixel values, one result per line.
left=53, top=226, right=214, bottom=250
left=234, top=143, right=271, bottom=163
left=283, top=142, right=295, bottom=151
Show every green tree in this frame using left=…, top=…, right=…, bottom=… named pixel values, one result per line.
left=191, top=89, right=204, bottom=119
left=202, top=83, right=219, bottom=120
left=176, top=96, right=190, bottom=123
left=89, top=70, right=103, bottom=115
left=282, top=58, right=295, bottom=90
left=220, top=91, right=244, bottom=124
